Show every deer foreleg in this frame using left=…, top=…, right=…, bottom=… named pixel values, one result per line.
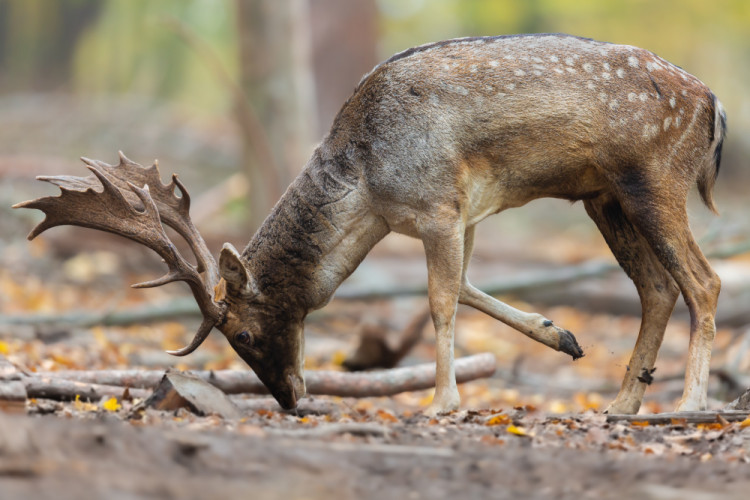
left=458, top=226, right=584, bottom=359
left=420, top=217, right=465, bottom=415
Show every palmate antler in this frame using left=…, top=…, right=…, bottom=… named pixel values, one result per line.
left=13, top=152, right=225, bottom=356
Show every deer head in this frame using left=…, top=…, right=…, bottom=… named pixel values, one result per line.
left=14, top=153, right=305, bottom=409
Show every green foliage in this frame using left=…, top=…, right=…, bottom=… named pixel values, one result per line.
left=70, top=0, right=237, bottom=115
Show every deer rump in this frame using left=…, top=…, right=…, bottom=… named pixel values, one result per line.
left=16, top=34, right=726, bottom=415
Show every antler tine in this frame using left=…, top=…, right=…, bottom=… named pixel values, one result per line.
left=14, top=156, right=226, bottom=356
left=165, top=317, right=216, bottom=356
left=84, top=153, right=220, bottom=290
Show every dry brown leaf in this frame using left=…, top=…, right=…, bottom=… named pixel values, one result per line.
left=485, top=414, right=511, bottom=426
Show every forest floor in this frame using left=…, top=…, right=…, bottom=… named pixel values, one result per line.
left=2, top=142, right=750, bottom=499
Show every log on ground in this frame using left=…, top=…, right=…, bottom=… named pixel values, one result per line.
left=36, top=353, right=497, bottom=398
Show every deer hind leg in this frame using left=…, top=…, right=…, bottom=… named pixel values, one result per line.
left=458, top=226, right=584, bottom=359
left=419, top=215, right=465, bottom=415
left=584, top=195, right=680, bottom=414
left=617, top=187, right=720, bottom=412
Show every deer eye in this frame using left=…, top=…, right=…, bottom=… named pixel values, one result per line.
left=236, top=331, right=253, bottom=346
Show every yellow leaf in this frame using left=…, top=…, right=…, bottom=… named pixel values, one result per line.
left=331, top=350, right=347, bottom=366
left=739, top=417, right=750, bottom=429
left=486, top=414, right=511, bottom=426
left=507, top=425, right=533, bottom=437
left=630, top=421, right=650, bottom=427
left=102, top=397, right=121, bottom=412
left=0, top=340, right=9, bottom=355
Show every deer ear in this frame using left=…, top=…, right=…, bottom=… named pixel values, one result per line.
left=219, top=242, right=250, bottom=294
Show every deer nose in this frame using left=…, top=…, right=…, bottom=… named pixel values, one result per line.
left=289, top=373, right=306, bottom=403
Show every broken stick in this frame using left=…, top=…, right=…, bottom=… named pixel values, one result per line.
left=33, top=353, right=497, bottom=399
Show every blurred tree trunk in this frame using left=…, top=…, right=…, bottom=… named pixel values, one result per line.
left=236, top=0, right=316, bottom=229
left=309, top=0, right=378, bottom=137
left=0, top=0, right=102, bottom=91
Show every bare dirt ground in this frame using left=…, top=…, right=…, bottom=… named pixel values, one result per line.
left=2, top=403, right=750, bottom=500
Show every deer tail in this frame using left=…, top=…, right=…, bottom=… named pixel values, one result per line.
left=697, top=93, right=726, bottom=215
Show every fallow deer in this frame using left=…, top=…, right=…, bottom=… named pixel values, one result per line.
left=16, top=34, right=726, bottom=415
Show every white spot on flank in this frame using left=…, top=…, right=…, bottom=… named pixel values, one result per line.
left=669, top=96, right=676, bottom=108
left=566, top=67, right=576, bottom=74
left=470, top=64, right=478, bottom=73
left=565, top=57, right=574, bottom=66
left=616, top=68, right=625, bottom=78
left=603, top=62, right=611, bottom=71
left=583, top=63, right=594, bottom=73
left=681, top=89, right=688, bottom=96
left=587, top=82, right=596, bottom=90
left=646, top=61, right=654, bottom=71
left=533, top=70, right=543, bottom=76
left=628, top=92, right=637, bottom=102
left=639, top=92, right=648, bottom=102
left=643, top=123, right=659, bottom=139
left=532, top=56, right=543, bottom=63
left=599, top=92, right=608, bottom=103
left=663, top=117, right=672, bottom=130
left=489, top=60, right=500, bottom=68
left=609, top=100, right=620, bottom=110
left=442, top=64, right=450, bottom=71
left=602, top=72, right=611, bottom=80
left=628, top=56, right=639, bottom=68
left=675, top=116, right=682, bottom=127
left=506, top=83, right=515, bottom=91
left=549, top=55, right=559, bottom=63
left=514, top=69, right=526, bottom=77
left=554, top=67, right=564, bottom=74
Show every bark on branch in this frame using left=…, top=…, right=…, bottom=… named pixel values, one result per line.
left=6, top=353, right=496, bottom=401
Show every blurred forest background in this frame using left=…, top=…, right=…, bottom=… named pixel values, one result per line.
left=1, top=0, right=749, bottom=413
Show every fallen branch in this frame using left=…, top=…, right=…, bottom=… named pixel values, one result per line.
left=606, top=411, right=750, bottom=425
left=34, top=353, right=497, bottom=398
left=336, top=260, right=618, bottom=300
left=0, top=297, right=201, bottom=328
left=24, top=376, right=151, bottom=401
left=4, top=236, right=750, bottom=329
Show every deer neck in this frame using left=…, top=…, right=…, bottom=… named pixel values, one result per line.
left=242, top=147, right=388, bottom=314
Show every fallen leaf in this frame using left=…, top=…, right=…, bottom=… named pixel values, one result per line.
left=102, top=397, right=121, bottom=412
left=330, top=350, right=347, bottom=366
left=697, top=422, right=723, bottom=431
left=485, top=414, right=511, bottom=426
left=376, top=409, right=399, bottom=423
left=0, top=341, right=9, bottom=355
left=630, top=421, right=650, bottom=427
left=507, top=425, right=533, bottom=437
left=739, top=417, right=750, bottom=429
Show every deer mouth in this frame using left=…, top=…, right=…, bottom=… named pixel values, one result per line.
left=270, top=374, right=306, bottom=410
left=289, top=373, right=306, bottom=406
